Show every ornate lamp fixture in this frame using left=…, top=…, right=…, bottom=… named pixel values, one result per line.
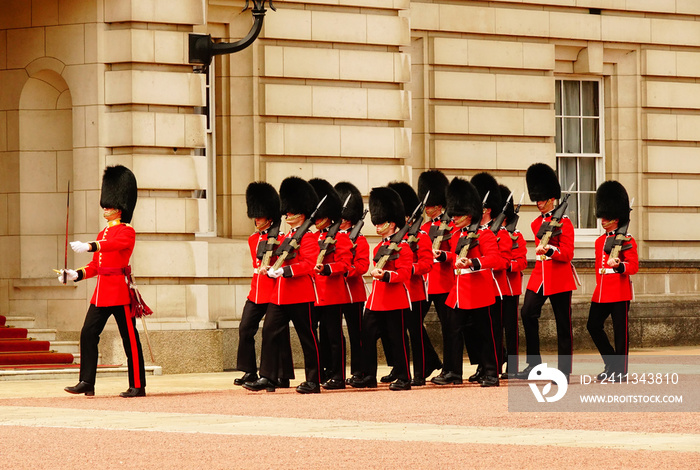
left=189, top=0, right=276, bottom=66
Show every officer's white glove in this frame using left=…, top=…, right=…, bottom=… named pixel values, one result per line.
left=267, top=267, right=285, bottom=279
left=58, top=269, right=78, bottom=283
left=70, top=241, right=90, bottom=253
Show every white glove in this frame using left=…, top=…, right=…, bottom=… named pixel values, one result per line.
left=58, top=269, right=78, bottom=283
left=70, top=241, right=90, bottom=253
left=266, top=267, right=285, bottom=279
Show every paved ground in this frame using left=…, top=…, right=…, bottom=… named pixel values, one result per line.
left=1, top=348, right=698, bottom=469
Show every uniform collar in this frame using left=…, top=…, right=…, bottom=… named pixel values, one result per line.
left=107, top=219, right=121, bottom=227
left=432, top=215, right=442, bottom=223
left=541, top=211, right=553, bottom=219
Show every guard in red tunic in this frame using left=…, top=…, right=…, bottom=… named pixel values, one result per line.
left=587, top=181, right=638, bottom=379
left=515, top=163, right=576, bottom=381
left=498, top=184, right=528, bottom=379
left=334, top=181, right=369, bottom=384
left=234, top=182, right=294, bottom=388
left=417, top=170, right=453, bottom=382
left=244, top=177, right=323, bottom=394
left=468, top=172, right=509, bottom=383
left=388, top=181, right=441, bottom=386
left=349, top=187, right=413, bottom=391
left=308, top=178, right=353, bottom=390
left=434, top=177, right=502, bottom=387
left=62, top=165, right=146, bottom=397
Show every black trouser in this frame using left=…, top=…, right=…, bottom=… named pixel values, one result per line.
left=502, top=294, right=520, bottom=374
left=488, top=298, right=503, bottom=372
left=236, top=299, right=294, bottom=380
left=426, top=292, right=451, bottom=371
left=79, top=304, right=145, bottom=389
left=361, top=308, right=410, bottom=381
left=447, top=306, right=498, bottom=378
left=587, top=301, right=630, bottom=374
left=317, top=304, right=346, bottom=381
left=260, top=302, right=321, bottom=384
left=406, top=300, right=442, bottom=379
left=341, top=301, right=364, bottom=376
left=521, top=288, right=573, bottom=376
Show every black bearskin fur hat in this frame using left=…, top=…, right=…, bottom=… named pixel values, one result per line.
left=526, top=163, right=561, bottom=202
left=471, top=172, right=502, bottom=217
left=100, top=165, right=138, bottom=224
left=446, top=177, right=482, bottom=221
left=417, top=170, right=449, bottom=207
left=246, top=181, right=281, bottom=221
left=334, top=181, right=364, bottom=225
left=388, top=181, right=419, bottom=218
left=596, top=180, right=630, bottom=225
left=309, top=178, right=342, bottom=222
left=279, top=176, right=319, bottom=218
left=369, top=187, right=406, bottom=229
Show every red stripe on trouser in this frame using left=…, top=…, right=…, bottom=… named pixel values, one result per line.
left=417, top=302, right=426, bottom=377
left=624, top=301, right=629, bottom=373
left=124, top=305, right=142, bottom=389
left=401, top=309, right=411, bottom=380
left=339, top=305, right=346, bottom=380
left=307, top=304, right=322, bottom=384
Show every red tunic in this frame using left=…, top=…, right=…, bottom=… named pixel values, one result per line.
left=365, top=239, right=412, bottom=311
left=445, top=227, right=502, bottom=310
left=405, top=230, right=433, bottom=302
left=421, top=218, right=456, bottom=295
left=526, top=214, right=577, bottom=296
left=269, top=230, right=319, bottom=305
left=246, top=229, right=284, bottom=304
left=77, top=220, right=134, bottom=307
left=591, top=232, right=638, bottom=303
left=505, top=230, right=528, bottom=296
left=314, top=230, right=353, bottom=306
left=345, top=232, right=369, bottom=303
left=492, top=226, right=513, bottom=298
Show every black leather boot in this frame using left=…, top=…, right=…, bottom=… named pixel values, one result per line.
left=64, top=381, right=95, bottom=396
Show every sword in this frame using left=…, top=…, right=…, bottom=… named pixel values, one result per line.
left=140, top=316, right=155, bottom=363
left=62, top=181, right=70, bottom=284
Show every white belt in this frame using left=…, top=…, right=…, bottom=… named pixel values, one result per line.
left=454, top=269, right=477, bottom=275
left=254, top=268, right=260, bottom=274
left=537, top=255, right=552, bottom=261
left=599, top=268, right=615, bottom=274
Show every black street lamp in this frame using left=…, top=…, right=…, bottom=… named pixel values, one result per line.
left=189, top=0, right=276, bottom=66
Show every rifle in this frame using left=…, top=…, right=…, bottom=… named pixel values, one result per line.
left=405, top=192, right=431, bottom=250
left=316, top=194, right=352, bottom=264
left=505, top=193, right=525, bottom=249
left=347, top=209, right=369, bottom=245
left=604, top=198, right=634, bottom=261
left=490, top=192, right=513, bottom=237
left=535, top=182, right=575, bottom=250
left=374, top=194, right=428, bottom=270
left=456, top=191, right=490, bottom=258
left=271, top=195, right=327, bottom=271
left=431, top=212, right=452, bottom=251
left=258, top=221, right=281, bottom=270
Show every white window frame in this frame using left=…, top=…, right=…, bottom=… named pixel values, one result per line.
left=194, top=64, right=217, bottom=236
left=555, top=77, right=604, bottom=237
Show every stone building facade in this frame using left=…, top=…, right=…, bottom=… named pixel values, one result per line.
left=1, top=0, right=698, bottom=373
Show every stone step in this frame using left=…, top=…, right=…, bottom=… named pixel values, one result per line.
left=0, top=365, right=162, bottom=381
left=26, top=329, right=57, bottom=341
left=4, top=317, right=36, bottom=329
left=50, top=341, right=80, bottom=355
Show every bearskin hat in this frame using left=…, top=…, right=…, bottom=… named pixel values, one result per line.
left=526, top=163, right=561, bottom=202
left=499, top=184, right=515, bottom=224
left=369, top=187, right=406, bottom=229
left=446, top=177, right=482, bottom=221
left=334, top=181, right=364, bottom=225
left=387, top=181, right=419, bottom=218
left=471, top=172, right=502, bottom=217
left=417, top=170, right=449, bottom=207
left=246, top=181, right=281, bottom=221
left=309, top=178, right=342, bottom=222
left=100, top=165, right=138, bottom=224
left=279, top=176, right=319, bottom=218
left=595, top=180, right=630, bottom=225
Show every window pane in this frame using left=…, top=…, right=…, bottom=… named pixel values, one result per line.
left=580, top=192, right=596, bottom=228
left=567, top=193, right=580, bottom=228
left=582, top=81, right=599, bottom=117
left=563, top=81, right=580, bottom=116
left=555, top=80, right=562, bottom=115
left=579, top=157, right=596, bottom=192
left=582, top=118, right=600, bottom=153
left=563, top=117, right=581, bottom=153
left=559, top=157, right=577, bottom=192
left=555, top=117, right=562, bottom=153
